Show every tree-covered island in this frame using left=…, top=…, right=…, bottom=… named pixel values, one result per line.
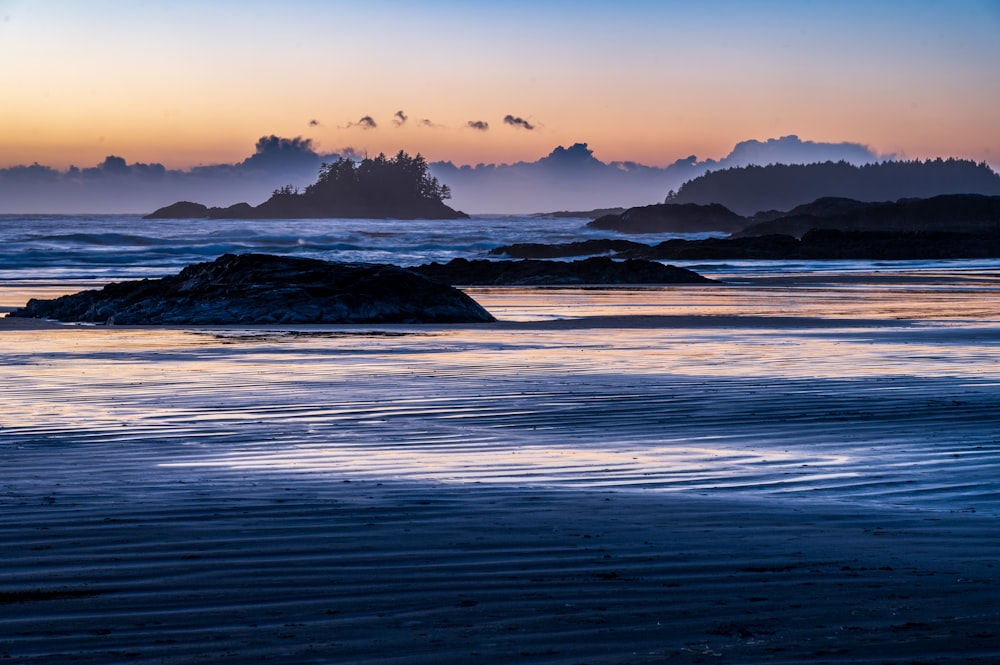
left=146, top=151, right=467, bottom=219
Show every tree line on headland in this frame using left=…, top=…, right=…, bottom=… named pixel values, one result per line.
left=667, top=158, right=1000, bottom=216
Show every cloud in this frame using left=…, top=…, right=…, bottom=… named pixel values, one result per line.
left=0, top=134, right=903, bottom=214
left=335, top=146, right=364, bottom=160
left=466, top=120, right=489, bottom=131
left=722, top=134, right=888, bottom=167
left=393, top=110, right=408, bottom=127
left=503, top=115, right=535, bottom=131
left=346, top=115, right=377, bottom=130
left=253, top=135, right=315, bottom=155
left=309, top=119, right=320, bottom=127
left=418, top=118, right=441, bottom=128
left=0, top=135, right=342, bottom=212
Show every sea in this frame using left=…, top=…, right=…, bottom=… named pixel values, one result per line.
left=3, top=213, right=1000, bottom=517
left=4, top=213, right=1000, bottom=307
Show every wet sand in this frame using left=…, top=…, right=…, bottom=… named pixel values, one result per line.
left=2, top=277, right=1000, bottom=663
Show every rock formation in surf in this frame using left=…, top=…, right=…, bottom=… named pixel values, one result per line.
left=495, top=194, right=1000, bottom=260
left=9, top=254, right=495, bottom=325
left=494, top=229, right=1000, bottom=261
left=733, top=193, right=1000, bottom=238
left=410, top=257, right=715, bottom=285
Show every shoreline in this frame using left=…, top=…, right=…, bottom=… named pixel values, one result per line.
left=5, top=268, right=1000, bottom=331
left=3, top=275, right=999, bottom=662
left=4, top=471, right=998, bottom=663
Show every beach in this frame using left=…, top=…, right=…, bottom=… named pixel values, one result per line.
left=2, top=275, right=999, bottom=663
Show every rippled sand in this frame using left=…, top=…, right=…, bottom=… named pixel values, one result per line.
left=2, top=277, right=1000, bottom=663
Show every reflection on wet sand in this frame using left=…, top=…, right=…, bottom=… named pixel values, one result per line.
left=3, top=279, right=999, bottom=514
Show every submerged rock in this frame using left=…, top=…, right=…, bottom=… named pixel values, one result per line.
left=411, top=257, right=715, bottom=285
left=10, top=254, right=496, bottom=325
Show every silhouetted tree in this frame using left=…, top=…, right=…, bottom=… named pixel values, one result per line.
left=254, top=150, right=460, bottom=218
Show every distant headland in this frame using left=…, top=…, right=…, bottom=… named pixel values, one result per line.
left=586, top=159, right=1000, bottom=237
left=146, top=151, right=467, bottom=220
left=496, top=194, right=1000, bottom=261
left=667, top=158, right=1000, bottom=217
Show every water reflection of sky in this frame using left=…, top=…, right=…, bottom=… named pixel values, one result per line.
left=3, top=284, right=1000, bottom=515
left=468, top=282, right=1000, bottom=323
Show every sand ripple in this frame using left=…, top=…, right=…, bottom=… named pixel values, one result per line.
left=3, top=285, right=1000, bottom=662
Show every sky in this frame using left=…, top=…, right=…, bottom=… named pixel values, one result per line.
left=2, top=0, right=1000, bottom=172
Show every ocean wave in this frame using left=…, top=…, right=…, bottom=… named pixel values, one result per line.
left=5, top=214, right=1000, bottom=282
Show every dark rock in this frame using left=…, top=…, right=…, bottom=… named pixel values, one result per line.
left=10, top=254, right=495, bottom=325
left=143, top=201, right=211, bottom=219
left=489, top=239, right=650, bottom=259
left=640, top=234, right=802, bottom=260
left=735, top=194, right=1000, bottom=238
left=208, top=202, right=256, bottom=219
left=587, top=202, right=748, bottom=234
left=639, top=229, right=1000, bottom=260
left=491, top=194, right=1000, bottom=260
left=793, top=228, right=1000, bottom=260
left=146, top=198, right=466, bottom=220
left=411, top=257, right=715, bottom=285
left=533, top=208, right=627, bottom=219
left=487, top=227, right=1000, bottom=261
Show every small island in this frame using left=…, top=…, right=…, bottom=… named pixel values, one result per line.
left=146, top=151, right=467, bottom=220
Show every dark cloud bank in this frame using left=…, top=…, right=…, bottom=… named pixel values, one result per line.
left=1, top=134, right=902, bottom=214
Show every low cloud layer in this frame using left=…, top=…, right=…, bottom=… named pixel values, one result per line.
left=0, top=135, right=341, bottom=213
left=432, top=135, right=892, bottom=214
left=0, top=134, right=896, bottom=214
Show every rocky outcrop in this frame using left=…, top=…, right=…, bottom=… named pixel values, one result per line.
left=144, top=198, right=466, bottom=220
left=9, top=254, right=495, bottom=325
left=492, top=230, right=1000, bottom=261
left=144, top=201, right=213, bottom=218
left=534, top=208, right=627, bottom=219
left=588, top=203, right=748, bottom=234
left=785, top=228, right=1000, bottom=260
left=491, top=236, right=800, bottom=260
left=492, top=194, right=1000, bottom=260
left=489, top=239, right=651, bottom=259
left=734, top=194, right=1000, bottom=238
left=411, top=257, right=715, bottom=285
